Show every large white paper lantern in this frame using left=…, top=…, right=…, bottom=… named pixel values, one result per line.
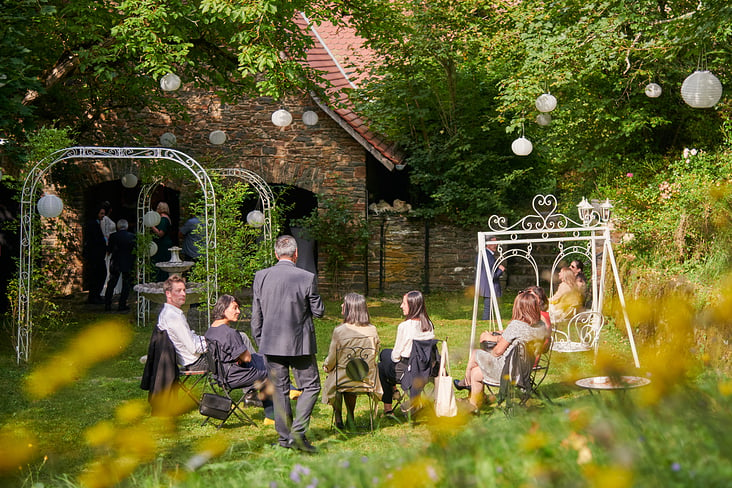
left=246, top=210, right=265, bottom=228
left=121, top=173, right=138, bottom=188
left=37, top=194, right=64, bottom=218
left=511, top=137, right=533, bottom=156
left=302, top=111, right=319, bottom=126
left=209, top=130, right=227, bottom=145
left=148, top=241, right=158, bottom=257
left=536, top=113, right=552, bottom=126
left=645, top=82, right=662, bottom=98
left=681, top=71, right=723, bottom=108
left=160, top=73, right=181, bottom=92
left=271, top=109, right=293, bottom=127
left=535, top=93, right=557, bottom=112
left=159, top=132, right=177, bottom=146
left=143, top=210, right=161, bottom=228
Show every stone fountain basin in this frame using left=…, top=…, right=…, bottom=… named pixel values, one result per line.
left=156, top=261, right=195, bottom=274
left=134, top=282, right=203, bottom=304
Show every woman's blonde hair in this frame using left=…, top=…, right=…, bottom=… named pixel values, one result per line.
left=511, top=290, right=542, bottom=325
left=156, top=201, right=170, bottom=214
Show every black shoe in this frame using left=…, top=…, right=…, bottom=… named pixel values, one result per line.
left=243, top=390, right=263, bottom=408
left=288, top=436, right=317, bottom=453
left=454, top=379, right=471, bottom=391
left=335, top=421, right=345, bottom=430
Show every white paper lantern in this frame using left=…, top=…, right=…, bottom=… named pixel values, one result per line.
left=209, top=130, right=227, bottom=145
left=143, top=210, right=161, bottom=228
left=160, top=72, right=181, bottom=92
left=271, top=109, right=293, bottom=127
left=645, top=82, right=662, bottom=98
left=681, top=70, right=723, bottom=108
left=535, top=93, right=557, bottom=113
left=37, top=194, right=64, bottom=218
left=148, top=241, right=158, bottom=257
left=536, top=113, right=552, bottom=126
left=159, top=132, right=177, bottom=146
left=302, top=110, right=319, bottom=126
left=0, top=168, right=3, bottom=181
left=511, top=137, right=533, bottom=156
left=246, top=210, right=265, bottom=228
left=121, top=173, right=138, bottom=188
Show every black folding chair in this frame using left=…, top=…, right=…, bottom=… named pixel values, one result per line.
left=201, top=339, right=256, bottom=429
left=400, top=339, right=440, bottom=416
left=484, top=339, right=543, bottom=416
left=333, top=342, right=379, bottom=432
left=179, top=369, right=208, bottom=407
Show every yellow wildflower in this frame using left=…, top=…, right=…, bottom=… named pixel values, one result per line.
left=0, top=429, right=37, bottom=474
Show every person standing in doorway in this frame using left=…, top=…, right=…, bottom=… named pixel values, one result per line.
left=251, top=235, right=324, bottom=453
left=478, top=237, right=505, bottom=321
left=104, top=219, right=135, bottom=312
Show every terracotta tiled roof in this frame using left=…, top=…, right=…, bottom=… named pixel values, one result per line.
left=295, top=13, right=404, bottom=170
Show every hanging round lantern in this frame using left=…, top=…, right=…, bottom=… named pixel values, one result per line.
left=271, top=109, right=293, bottom=127
left=535, top=93, right=557, bottom=113
left=148, top=241, right=158, bottom=257
left=246, top=210, right=265, bottom=228
left=511, top=137, right=533, bottom=156
left=37, top=194, right=64, bottom=218
left=302, top=110, right=319, bottom=126
left=160, top=73, right=181, bottom=92
left=121, top=173, right=138, bottom=188
left=159, top=132, right=177, bottom=146
left=143, top=210, right=161, bottom=228
left=681, top=70, right=723, bottom=108
left=645, top=82, right=662, bottom=98
left=209, top=130, right=227, bottom=145
left=536, top=113, right=552, bottom=126
left=0, top=168, right=3, bottom=181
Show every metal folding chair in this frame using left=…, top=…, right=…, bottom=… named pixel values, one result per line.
left=178, top=369, right=208, bottom=407
left=201, top=339, right=256, bottom=429
left=332, top=342, right=379, bottom=432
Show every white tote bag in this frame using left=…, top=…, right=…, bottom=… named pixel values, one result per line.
left=434, top=340, right=458, bottom=417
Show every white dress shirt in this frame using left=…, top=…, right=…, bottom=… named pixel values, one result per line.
left=391, top=319, right=435, bottom=363
left=157, top=303, right=206, bottom=366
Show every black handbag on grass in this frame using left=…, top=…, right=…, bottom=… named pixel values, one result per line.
left=199, top=393, right=232, bottom=420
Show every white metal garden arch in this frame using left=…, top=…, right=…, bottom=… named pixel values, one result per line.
left=17, top=147, right=217, bottom=363
left=471, top=194, right=640, bottom=368
left=134, top=167, right=276, bottom=327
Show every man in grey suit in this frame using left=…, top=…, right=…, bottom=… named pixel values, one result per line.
left=251, top=235, right=325, bottom=452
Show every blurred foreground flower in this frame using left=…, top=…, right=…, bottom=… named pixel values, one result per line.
left=380, top=457, right=442, bottom=488
left=0, top=429, right=37, bottom=474
left=24, top=320, right=132, bottom=399
left=582, top=464, right=633, bottom=488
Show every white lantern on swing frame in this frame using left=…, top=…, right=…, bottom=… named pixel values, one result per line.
left=681, top=70, right=723, bottom=108
left=159, top=132, right=177, bottom=147
left=148, top=241, right=158, bottom=257
left=535, top=93, right=557, bottom=112
left=143, top=210, right=161, bottom=228
left=37, top=194, right=64, bottom=218
left=511, top=137, right=533, bottom=156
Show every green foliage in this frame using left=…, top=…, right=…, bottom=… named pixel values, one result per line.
left=0, top=0, right=392, bottom=145
left=187, top=179, right=277, bottom=296
left=293, top=193, right=369, bottom=295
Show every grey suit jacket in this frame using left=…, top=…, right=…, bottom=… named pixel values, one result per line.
left=251, top=259, right=325, bottom=356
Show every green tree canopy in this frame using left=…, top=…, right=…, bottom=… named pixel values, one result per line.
left=356, top=0, right=732, bottom=223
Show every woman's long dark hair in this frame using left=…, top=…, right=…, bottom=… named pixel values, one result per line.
left=404, top=290, right=433, bottom=333
left=212, top=294, right=239, bottom=321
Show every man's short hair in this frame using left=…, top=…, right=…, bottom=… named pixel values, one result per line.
left=117, top=219, right=128, bottom=231
left=163, top=274, right=186, bottom=293
left=275, top=235, right=297, bottom=258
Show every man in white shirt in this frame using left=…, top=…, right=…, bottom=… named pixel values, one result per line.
left=157, top=274, right=207, bottom=370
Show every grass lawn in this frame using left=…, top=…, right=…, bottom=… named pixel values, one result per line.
left=0, top=291, right=730, bottom=487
